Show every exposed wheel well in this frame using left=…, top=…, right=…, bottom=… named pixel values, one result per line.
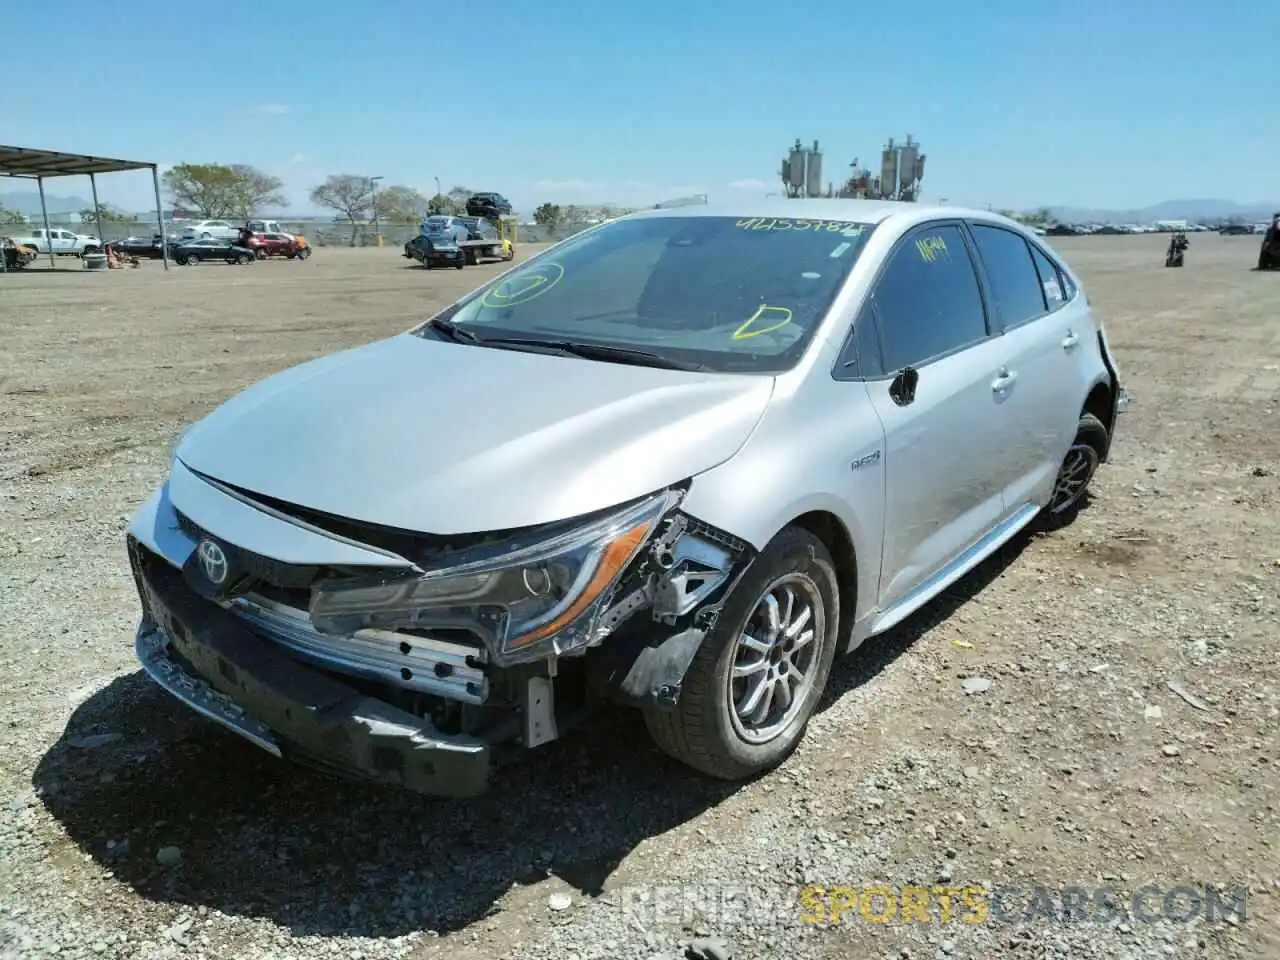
left=790, top=511, right=858, bottom=641
left=1082, top=381, right=1114, bottom=459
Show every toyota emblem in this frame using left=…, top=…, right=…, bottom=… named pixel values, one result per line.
left=197, top=539, right=229, bottom=585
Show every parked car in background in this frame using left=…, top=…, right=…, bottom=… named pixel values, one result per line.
left=246, top=219, right=295, bottom=239
left=11, top=227, right=101, bottom=255
left=403, top=227, right=464, bottom=268
left=127, top=201, right=1127, bottom=797
left=107, top=235, right=181, bottom=260
left=1218, top=224, right=1254, bottom=236
left=465, top=192, right=512, bottom=220
left=3, top=237, right=39, bottom=269
left=243, top=231, right=311, bottom=260
left=178, top=220, right=242, bottom=241
left=172, top=237, right=256, bottom=265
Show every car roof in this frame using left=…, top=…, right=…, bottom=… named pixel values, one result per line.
left=620, top=199, right=1025, bottom=231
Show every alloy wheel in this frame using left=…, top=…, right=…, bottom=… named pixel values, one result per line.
left=727, top=574, right=824, bottom=745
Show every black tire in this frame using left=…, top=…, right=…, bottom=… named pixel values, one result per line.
left=644, top=526, right=840, bottom=780
left=186, top=255, right=200, bottom=265
left=455, top=262, right=464, bottom=270
left=235, top=253, right=252, bottom=265
left=1043, top=412, right=1108, bottom=526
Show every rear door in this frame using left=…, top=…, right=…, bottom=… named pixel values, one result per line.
left=966, top=222, right=1083, bottom=510
left=859, top=221, right=1019, bottom=609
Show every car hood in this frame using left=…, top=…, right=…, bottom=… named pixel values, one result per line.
left=176, top=333, right=775, bottom=536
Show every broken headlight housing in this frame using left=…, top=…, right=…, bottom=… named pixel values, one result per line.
left=308, top=490, right=680, bottom=665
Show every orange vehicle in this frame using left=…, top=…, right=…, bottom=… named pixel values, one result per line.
left=2, top=237, right=38, bottom=270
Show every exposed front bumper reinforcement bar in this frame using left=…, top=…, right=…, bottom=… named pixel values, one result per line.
left=132, top=549, right=490, bottom=797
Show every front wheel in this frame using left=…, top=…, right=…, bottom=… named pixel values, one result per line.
left=235, top=253, right=252, bottom=265
left=185, top=255, right=200, bottom=265
left=644, top=526, right=840, bottom=780
left=1043, top=412, right=1108, bottom=525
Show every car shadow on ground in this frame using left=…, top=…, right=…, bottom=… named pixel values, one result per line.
left=33, top=519, right=1047, bottom=940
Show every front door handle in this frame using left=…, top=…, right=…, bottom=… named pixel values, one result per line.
left=1062, top=330, right=1079, bottom=350
left=991, top=369, right=1018, bottom=392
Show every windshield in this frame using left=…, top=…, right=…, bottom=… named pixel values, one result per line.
left=414, top=215, right=873, bottom=373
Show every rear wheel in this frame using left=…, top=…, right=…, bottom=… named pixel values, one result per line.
left=644, top=526, right=840, bottom=780
left=1044, top=412, right=1108, bottom=524
left=235, top=253, right=252, bottom=265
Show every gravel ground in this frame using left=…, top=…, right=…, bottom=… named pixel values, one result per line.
left=1, top=236, right=1277, bottom=960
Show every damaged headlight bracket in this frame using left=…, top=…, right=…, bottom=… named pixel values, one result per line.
left=308, top=490, right=684, bottom=668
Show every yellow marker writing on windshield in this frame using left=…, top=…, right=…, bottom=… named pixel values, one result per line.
left=733, top=304, right=793, bottom=340
left=481, top=262, right=565, bottom=307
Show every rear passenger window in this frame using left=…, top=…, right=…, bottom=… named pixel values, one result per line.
left=1031, top=246, right=1068, bottom=309
left=872, top=224, right=988, bottom=370
left=969, top=224, right=1047, bottom=329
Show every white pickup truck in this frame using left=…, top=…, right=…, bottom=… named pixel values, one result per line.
left=14, top=227, right=102, bottom=255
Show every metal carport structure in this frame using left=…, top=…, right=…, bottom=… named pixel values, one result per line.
left=0, top=145, right=168, bottom=271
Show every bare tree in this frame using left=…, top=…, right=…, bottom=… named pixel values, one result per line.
left=228, top=165, right=287, bottom=219
left=310, top=175, right=375, bottom=244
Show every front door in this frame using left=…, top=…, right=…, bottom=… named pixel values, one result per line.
left=860, top=222, right=1017, bottom=609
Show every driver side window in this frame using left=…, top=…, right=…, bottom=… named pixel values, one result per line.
left=872, top=224, right=989, bottom=371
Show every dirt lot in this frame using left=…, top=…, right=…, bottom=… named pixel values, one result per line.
left=1, top=235, right=1277, bottom=960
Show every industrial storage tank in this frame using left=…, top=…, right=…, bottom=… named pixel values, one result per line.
left=898, top=137, right=919, bottom=193
left=787, top=140, right=807, bottom=193
left=805, top=140, right=823, bottom=198
left=880, top=142, right=899, bottom=200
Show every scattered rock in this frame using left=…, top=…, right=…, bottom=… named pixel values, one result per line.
left=155, top=846, right=182, bottom=867
left=961, top=678, right=992, bottom=695
left=548, top=892, right=573, bottom=912
left=1161, top=745, right=1181, bottom=758
left=686, top=936, right=733, bottom=960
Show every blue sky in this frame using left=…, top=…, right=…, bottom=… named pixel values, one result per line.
left=3, top=0, right=1275, bottom=215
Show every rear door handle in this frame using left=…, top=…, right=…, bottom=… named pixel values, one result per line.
left=991, top=369, right=1018, bottom=392
left=1062, top=331, right=1079, bottom=350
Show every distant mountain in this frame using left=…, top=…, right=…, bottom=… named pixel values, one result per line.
left=0, top=190, right=92, bottom=215
left=1045, top=199, right=1279, bottom=224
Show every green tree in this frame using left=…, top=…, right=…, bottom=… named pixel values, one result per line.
left=310, top=174, right=375, bottom=245
left=161, top=164, right=241, bottom=218
left=79, top=204, right=131, bottom=224
left=376, top=185, right=431, bottom=224
left=1, top=207, right=26, bottom=225
left=533, top=203, right=562, bottom=227
left=427, top=193, right=462, bottom=216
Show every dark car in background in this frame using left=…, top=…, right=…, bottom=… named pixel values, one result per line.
left=173, top=238, right=256, bottom=266
left=465, top=192, right=512, bottom=220
left=404, top=229, right=464, bottom=269
left=107, top=235, right=181, bottom=259
left=1218, top=223, right=1254, bottom=236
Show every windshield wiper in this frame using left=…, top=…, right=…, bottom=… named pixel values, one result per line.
left=426, top=317, right=478, bottom=343
left=473, top=337, right=712, bottom=372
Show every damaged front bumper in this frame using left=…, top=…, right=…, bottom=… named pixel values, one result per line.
left=131, top=543, right=490, bottom=797
left=124, top=465, right=754, bottom=795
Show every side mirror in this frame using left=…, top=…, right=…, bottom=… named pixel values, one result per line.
left=889, top=366, right=919, bottom=407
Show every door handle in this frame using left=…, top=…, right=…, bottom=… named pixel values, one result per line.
left=991, top=370, right=1018, bottom=392
left=1061, top=330, right=1079, bottom=350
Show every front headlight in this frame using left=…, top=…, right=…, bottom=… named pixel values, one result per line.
left=309, top=490, right=680, bottom=664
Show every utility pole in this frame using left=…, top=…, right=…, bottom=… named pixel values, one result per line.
left=369, top=175, right=384, bottom=246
